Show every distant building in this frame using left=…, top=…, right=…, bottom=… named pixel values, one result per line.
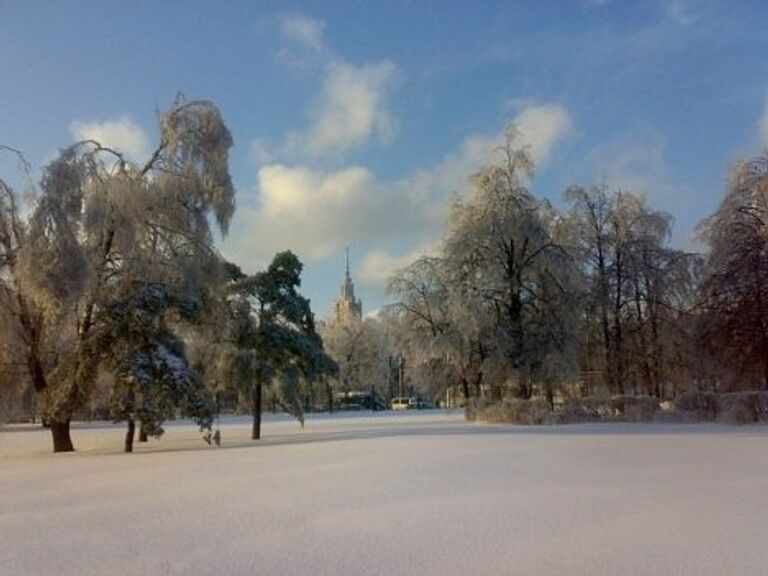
left=332, top=247, right=362, bottom=326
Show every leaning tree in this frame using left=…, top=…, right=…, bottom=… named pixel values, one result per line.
left=6, top=97, right=236, bottom=451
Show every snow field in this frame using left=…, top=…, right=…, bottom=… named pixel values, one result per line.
left=2, top=411, right=768, bottom=575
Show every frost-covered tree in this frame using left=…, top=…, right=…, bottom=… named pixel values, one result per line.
left=0, top=148, right=55, bottom=427
left=564, top=185, right=700, bottom=397
left=442, top=127, right=576, bottom=399
left=322, top=317, right=390, bottom=398
left=622, top=216, right=701, bottom=397
left=388, top=125, right=711, bottom=406
left=9, top=97, right=235, bottom=452
left=388, top=256, right=485, bottom=402
left=698, top=155, right=768, bottom=389
left=84, top=282, right=214, bottom=452
left=390, top=128, right=579, bottom=403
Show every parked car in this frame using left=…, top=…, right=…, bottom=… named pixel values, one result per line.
left=337, top=403, right=365, bottom=412
left=391, top=397, right=418, bottom=410
left=334, top=391, right=388, bottom=411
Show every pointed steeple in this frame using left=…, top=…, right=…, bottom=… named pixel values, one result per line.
left=345, top=246, right=350, bottom=280
left=334, top=246, right=362, bottom=325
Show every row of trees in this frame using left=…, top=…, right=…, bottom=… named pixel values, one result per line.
left=2, top=108, right=765, bottom=447
left=388, top=128, right=768, bottom=405
left=0, top=98, right=335, bottom=452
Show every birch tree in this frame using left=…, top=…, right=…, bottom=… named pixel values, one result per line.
left=10, top=98, right=235, bottom=451
left=698, top=155, right=768, bottom=389
left=442, top=128, right=575, bottom=399
left=564, top=185, right=699, bottom=397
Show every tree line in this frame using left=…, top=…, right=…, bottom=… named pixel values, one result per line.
left=387, top=127, right=768, bottom=406
left=2, top=105, right=766, bottom=449
left=0, top=98, right=335, bottom=452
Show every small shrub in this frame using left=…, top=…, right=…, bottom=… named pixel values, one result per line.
left=756, top=392, right=768, bottom=422
left=672, top=391, right=717, bottom=422
left=480, top=402, right=508, bottom=424
left=468, top=390, right=768, bottom=426
left=467, top=397, right=553, bottom=424
left=465, top=398, right=492, bottom=421
left=502, top=398, right=551, bottom=425
left=717, top=392, right=760, bottom=425
left=557, top=396, right=606, bottom=423
left=610, top=395, right=659, bottom=422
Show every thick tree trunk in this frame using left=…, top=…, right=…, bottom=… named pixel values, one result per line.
left=25, top=348, right=77, bottom=453
left=251, top=383, right=262, bottom=440
left=51, top=420, right=74, bottom=453
left=125, top=419, right=136, bottom=453
left=27, top=353, right=47, bottom=394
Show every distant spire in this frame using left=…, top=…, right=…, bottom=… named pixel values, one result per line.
left=345, top=246, right=350, bottom=279
left=334, top=245, right=362, bottom=325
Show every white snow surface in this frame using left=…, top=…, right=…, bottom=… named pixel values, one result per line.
left=2, top=411, right=768, bottom=576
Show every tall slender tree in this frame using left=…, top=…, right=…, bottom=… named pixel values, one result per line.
left=698, top=155, right=768, bottom=389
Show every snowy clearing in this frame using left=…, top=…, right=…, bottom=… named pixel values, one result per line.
left=2, top=411, right=768, bottom=576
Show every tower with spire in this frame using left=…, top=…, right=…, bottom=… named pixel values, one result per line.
left=333, top=246, right=362, bottom=325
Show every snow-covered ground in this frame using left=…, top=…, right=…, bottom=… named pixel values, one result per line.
left=2, top=411, right=768, bottom=575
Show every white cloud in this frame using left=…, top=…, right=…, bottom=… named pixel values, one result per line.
left=279, top=13, right=326, bottom=52
left=513, top=104, right=574, bottom=167
left=281, top=60, right=398, bottom=160
left=224, top=164, right=386, bottom=265
left=259, top=13, right=399, bottom=162
left=225, top=102, right=574, bottom=285
left=69, top=117, right=150, bottom=162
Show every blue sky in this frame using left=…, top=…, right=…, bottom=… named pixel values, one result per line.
left=2, top=1, right=767, bottom=317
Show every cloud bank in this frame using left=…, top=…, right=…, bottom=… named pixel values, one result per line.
left=69, top=117, right=150, bottom=161
left=225, top=100, right=574, bottom=281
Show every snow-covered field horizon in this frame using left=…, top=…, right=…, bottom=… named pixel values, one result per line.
left=2, top=411, right=768, bottom=575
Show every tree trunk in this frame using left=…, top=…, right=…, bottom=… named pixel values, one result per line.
left=473, top=370, right=483, bottom=398
left=26, top=352, right=48, bottom=394
left=597, top=241, right=614, bottom=395
left=125, top=418, right=136, bottom=453
left=545, top=381, right=554, bottom=409
left=138, top=424, right=148, bottom=443
left=25, top=348, right=77, bottom=453
left=461, top=377, right=470, bottom=402
left=251, top=383, right=263, bottom=440
left=51, top=420, right=74, bottom=453
left=613, top=250, right=625, bottom=394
